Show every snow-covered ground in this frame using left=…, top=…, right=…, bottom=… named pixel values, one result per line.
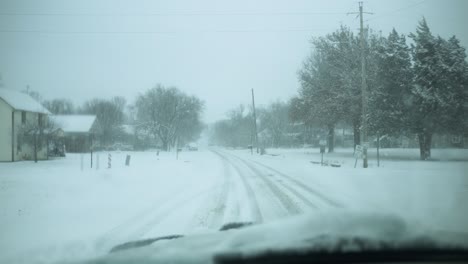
left=1, top=147, right=467, bottom=263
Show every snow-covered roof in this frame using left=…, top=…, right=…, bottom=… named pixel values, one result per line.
left=51, top=115, right=97, bottom=133
left=0, top=88, right=50, bottom=114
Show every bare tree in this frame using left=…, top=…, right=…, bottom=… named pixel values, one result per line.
left=17, top=115, right=57, bottom=162
left=80, top=98, right=125, bottom=145
left=42, top=99, right=75, bottom=114
left=211, top=105, right=253, bottom=148
left=136, top=85, right=204, bottom=150
left=258, top=101, right=291, bottom=148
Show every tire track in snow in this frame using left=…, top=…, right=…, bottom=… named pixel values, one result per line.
left=268, top=177, right=318, bottom=209
left=188, top=152, right=231, bottom=229
left=211, top=150, right=263, bottom=223
left=95, top=191, right=179, bottom=249
left=249, top=160, right=344, bottom=208
left=215, top=151, right=241, bottom=223
left=208, top=162, right=231, bottom=226
left=96, top=186, right=214, bottom=251
left=229, top=155, right=303, bottom=215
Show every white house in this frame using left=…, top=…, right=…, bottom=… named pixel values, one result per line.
left=0, top=89, right=51, bottom=162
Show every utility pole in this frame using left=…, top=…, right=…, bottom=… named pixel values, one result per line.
left=176, top=136, right=180, bottom=160
left=359, top=2, right=368, bottom=168
left=251, top=89, right=259, bottom=153
left=349, top=2, right=372, bottom=168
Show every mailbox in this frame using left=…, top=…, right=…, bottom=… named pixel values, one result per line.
left=319, top=139, right=326, bottom=153
left=320, top=146, right=326, bottom=153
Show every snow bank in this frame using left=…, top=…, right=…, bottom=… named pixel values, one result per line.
left=0, top=150, right=223, bottom=263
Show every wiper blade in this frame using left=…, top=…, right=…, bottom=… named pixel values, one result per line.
left=219, top=222, right=254, bottom=231
left=109, top=234, right=183, bottom=253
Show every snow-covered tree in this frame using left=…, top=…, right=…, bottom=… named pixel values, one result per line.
left=294, top=19, right=467, bottom=159
left=211, top=105, right=253, bottom=148
left=80, top=98, right=125, bottom=145
left=296, top=26, right=361, bottom=152
left=435, top=36, right=468, bottom=135
left=409, top=18, right=468, bottom=160
left=368, top=29, right=413, bottom=138
left=257, top=101, right=291, bottom=148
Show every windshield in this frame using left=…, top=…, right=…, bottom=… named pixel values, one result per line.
left=0, top=0, right=467, bottom=263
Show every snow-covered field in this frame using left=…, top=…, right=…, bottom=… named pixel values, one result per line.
left=1, top=147, right=467, bottom=263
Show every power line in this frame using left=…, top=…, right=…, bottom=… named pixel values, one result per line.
left=0, top=9, right=350, bottom=35
left=0, top=28, right=331, bottom=35
left=0, top=11, right=347, bottom=17
left=366, top=0, right=428, bottom=22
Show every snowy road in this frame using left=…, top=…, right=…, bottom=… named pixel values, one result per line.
left=211, top=149, right=343, bottom=217
left=96, top=148, right=346, bottom=251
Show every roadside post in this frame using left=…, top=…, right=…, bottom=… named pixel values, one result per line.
left=363, top=141, right=369, bottom=167
left=376, top=134, right=380, bottom=167
left=125, top=155, right=131, bottom=166
left=90, top=143, right=97, bottom=169
left=175, top=137, right=180, bottom=160
left=108, top=153, right=112, bottom=169
left=80, top=153, right=84, bottom=171
left=96, top=153, right=100, bottom=170
left=319, top=140, right=326, bottom=166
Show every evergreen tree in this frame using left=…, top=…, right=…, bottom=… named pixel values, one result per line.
left=368, top=29, right=413, bottom=138
left=409, top=18, right=468, bottom=159
left=297, top=26, right=360, bottom=152
left=436, top=36, right=468, bottom=135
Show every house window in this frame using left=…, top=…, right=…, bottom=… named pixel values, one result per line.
left=21, top=111, right=26, bottom=124
left=17, top=134, right=22, bottom=153
left=38, top=114, right=43, bottom=127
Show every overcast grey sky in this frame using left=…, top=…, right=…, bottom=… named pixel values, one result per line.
left=1, top=0, right=467, bottom=122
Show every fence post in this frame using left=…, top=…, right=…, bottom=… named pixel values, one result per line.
left=80, top=154, right=84, bottom=171
left=96, top=153, right=100, bottom=170
left=125, top=155, right=131, bottom=166
left=108, top=153, right=111, bottom=169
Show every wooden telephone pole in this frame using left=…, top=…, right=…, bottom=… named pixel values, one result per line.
left=349, top=2, right=372, bottom=168
left=251, top=89, right=259, bottom=153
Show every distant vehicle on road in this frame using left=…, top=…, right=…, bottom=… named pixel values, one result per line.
left=187, top=143, right=198, bottom=151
